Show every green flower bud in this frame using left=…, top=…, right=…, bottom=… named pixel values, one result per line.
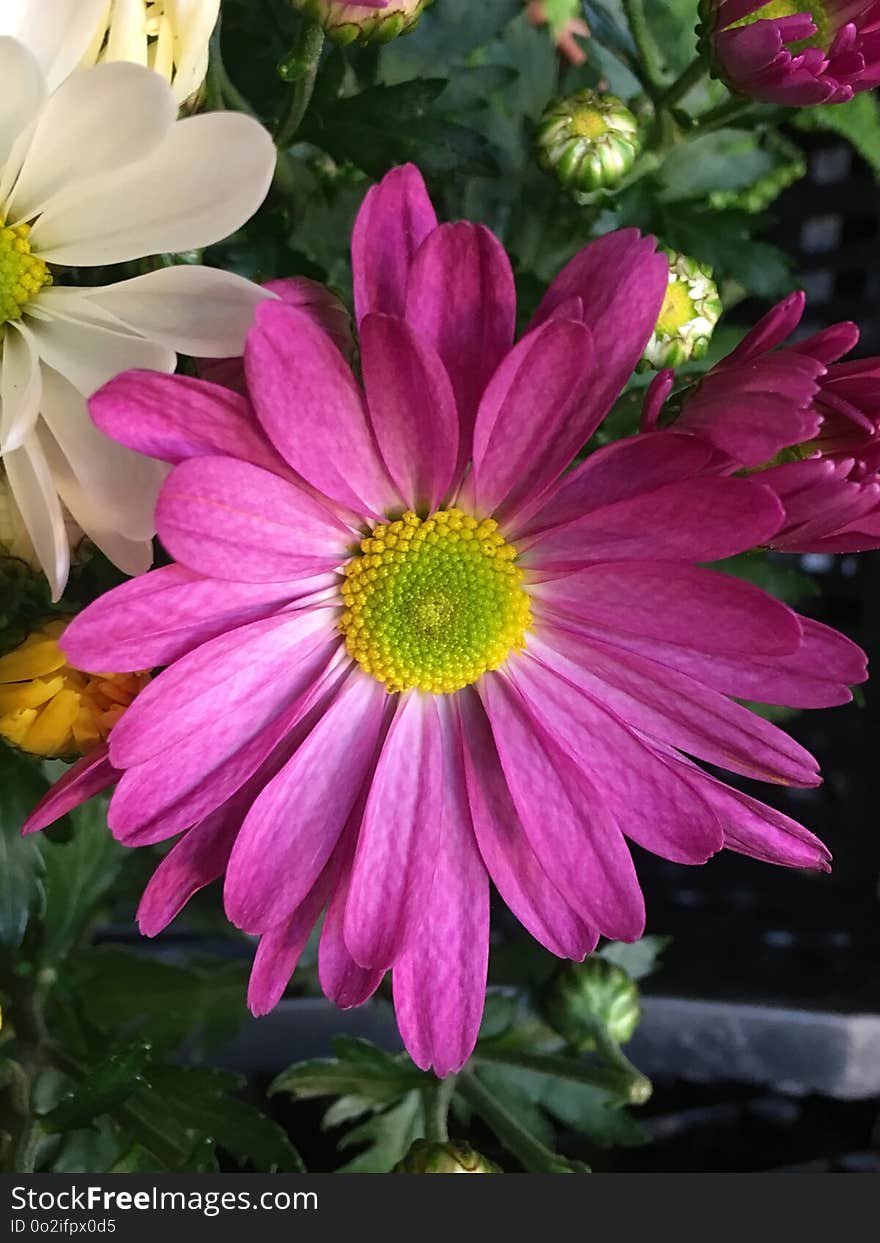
left=540, top=958, right=641, bottom=1051
left=536, top=91, right=641, bottom=193
left=393, top=1139, right=502, bottom=1174
left=640, top=248, right=722, bottom=371
left=292, top=0, right=431, bottom=46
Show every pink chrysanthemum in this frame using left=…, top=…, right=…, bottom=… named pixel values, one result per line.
left=643, top=290, right=880, bottom=552
left=25, top=167, right=866, bottom=1076
left=700, top=0, right=880, bottom=105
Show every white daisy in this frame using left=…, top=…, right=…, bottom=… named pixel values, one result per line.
left=0, top=36, right=275, bottom=599
left=0, top=0, right=220, bottom=105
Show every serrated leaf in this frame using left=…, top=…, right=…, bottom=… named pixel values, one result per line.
left=0, top=747, right=48, bottom=947
left=301, top=80, right=499, bottom=179
left=600, top=935, right=671, bottom=981
left=336, top=1091, right=423, bottom=1173
left=71, top=946, right=249, bottom=1053
left=38, top=799, right=123, bottom=960
left=271, top=1054, right=422, bottom=1105
left=141, top=1067, right=303, bottom=1173
left=540, top=1078, right=648, bottom=1148
left=379, top=0, right=522, bottom=82
left=43, top=1043, right=152, bottom=1132
left=795, top=92, right=880, bottom=178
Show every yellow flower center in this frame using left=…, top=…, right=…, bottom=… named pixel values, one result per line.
left=731, top=2, right=830, bottom=48
left=339, top=509, right=532, bottom=695
left=571, top=108, right=608, bottom=140
left=0, top=220, right=52, bottom=325
left=0, top=622, right=149, bottom=758
left=658, top=279, right=698, bottom=334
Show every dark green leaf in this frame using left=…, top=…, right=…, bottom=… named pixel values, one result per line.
left=795, top=92, right=880, bottom=178
left=0, top=747, right=48, bottom=947
left=336, top=1092, right=423, bottom=1173
left=271, top=1049, right=423, bottom=1105
left=43, top=1043, right=152, bottom=1132
left=600, top=935, right=671, bottom=981
left=38, top=799, right=123, bottom=960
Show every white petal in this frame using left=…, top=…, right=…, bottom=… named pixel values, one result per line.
left=30, top=112, right=277, bottom=266
left=7, top=62, right=176, bottom=223
left=3, top=434, right=69, bottom=599
left=82, top=265, right=271, bottom=357
left=38, top=363, right=166, bottom=542
left=25, top=304, right=176, bottom=397
left=0, top=321, right=42, bottom=453
left=0, top=0, right=108, bottom=91
left=0, top=37, right=46, bottom=167
left=167, top=0, right=220, bottom=103
left=104, top=0, right=148, bottom=66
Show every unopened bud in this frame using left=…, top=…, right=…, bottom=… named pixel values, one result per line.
left=292, top=0, right=431, bottom=45
left=541, top=958, right=641, bottom=1051
left=640, top=248, right=722, bottom=371
left=536, top=90, right=641, bottom=193
left=393, top=1139, right=502, bottom=1174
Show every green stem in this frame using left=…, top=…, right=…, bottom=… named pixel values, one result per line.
left=621, top=0, right=666, bottom=96
left=587, top=1023, right=653, bottom=1104
left=694, top=97, right=763, bottom=134
left=457, top=1072, right=581, bottom=1174
left=475, top=1046, right=651, bottom=1105
left=275, top=23, right=326, bottom=149
left=659, top=56, right=709, bottom=110
left=423, top=1075, right=457, bottom=1143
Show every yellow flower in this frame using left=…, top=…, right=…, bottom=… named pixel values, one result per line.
left=0, top=620, right=148, bottom=758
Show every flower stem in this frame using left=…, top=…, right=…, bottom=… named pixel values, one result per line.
left=423, top=1074, right=457, bottom=1143
left=275, top=23, right=326, bottom=149
left=659, top=56, right=709, bottom=110
left=457, top=1072, right=584, bottom=1173
left=695, top=97, right=763, bottom=134
left=621, top=0, right=666, bottom=96
left=475, top=1045, right=651, bottom=1105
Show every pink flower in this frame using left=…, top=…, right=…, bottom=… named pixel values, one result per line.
left=700, top=0, right=880, bottom=105
left=643, top=290, right=880, bottom=551
left=25, top=167, right=865, bottom=1076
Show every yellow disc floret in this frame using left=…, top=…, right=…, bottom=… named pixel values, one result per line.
left=0, top=220, right=52, bottom=325
left=340, top=509, right=532, bottom=695
left=0, top=621, right=149, bottom=758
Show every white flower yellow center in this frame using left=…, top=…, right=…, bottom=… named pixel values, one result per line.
left=339, top=509, right=532, bottom=695
left=0, top=220, right=51, bottom=325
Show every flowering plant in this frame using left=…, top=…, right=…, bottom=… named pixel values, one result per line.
left=1, top=0, right=878, bottom=1178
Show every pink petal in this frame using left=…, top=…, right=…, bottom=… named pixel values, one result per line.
left=467, top=317, right=595, bottom=520
left=722, top=292, right=805, bottom=365
left=351, top=164, right=437, bottom=323
left=248, top=861, right=337, bottom=1016
left=524, top=476, right=784, bottom=569
left=405, top=222, right=516, bottom=466
left=225, top=672, right=388, bottom=935
left=360, top=313, right=458, bottom=512
left=479, top=673, right=645, bottom=942
left=392, top=704, right=488, bottom=1077
left=156, top=456, right=353, bottom=583
left=457, top=689, right=597, bottom=959
left=89, top=370, right=284, bottom=473
left=62, top=564, right=327, bottom=673
left=531, top=230, right=668, bottom=429
left=137, top=801, right=242, bottom=936
left=344, top=693, right=445, bottom=970
left=245, top=301, right=396, bottom=518
left=109, top=609, right=337, bottom=767
left=510, top=653, right=723, bottom=864
left=516, top=431, right=722, bottom=541
left=534, top=627, right=820, bottom=788
left=319, top=824, right=385, bottom=1008
left=641, top=370, right=675, bottom=432
left=532, top=560, right=803, bottom=657
left=22, top=745, right=119, bottom=835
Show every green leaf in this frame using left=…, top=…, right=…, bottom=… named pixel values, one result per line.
left=71, top=946, right=249, bottom=1053
left=0, top=747, right=48, bottom=947
left=658, top=129, right=780, bottom=202
left=795, top=92, right=880, bottom=178
left=42, top=1043, right=152, bottom=1132
left=38, top=799, right=123, bottom=960
left=336, top=1092, right=424, bottom=1174
left=140, top=1067, right=303, bottom=1173
left=271, top=1049, right=423, bottom=1106
left=539, top=1078, right=648, bottom=1148
left=600, top=935, right=671, bottom=981
left=301, top=80, right=499, bottom=180
left=379, top=0, right=522, bottom=82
